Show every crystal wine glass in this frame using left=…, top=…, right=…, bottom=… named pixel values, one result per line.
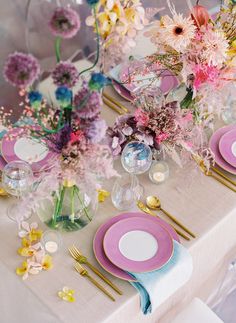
left=119, top=141, right=152, bottom=208
left=2, top=161, right=34, bottom=222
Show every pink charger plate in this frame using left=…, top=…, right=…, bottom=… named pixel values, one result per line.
left=112, top=81, right=134, bottom=102
left=209, top=125, right=236, bottom=175
left=219, top=129, right=236, bottom=168
left=93, top=212, right=179, bottom=281
left=1, top=127, right=57, bottom=173
left=103, top=217, right=174, bottom=273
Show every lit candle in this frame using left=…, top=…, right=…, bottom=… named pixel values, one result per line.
left=45, top=241, right=58, bottom=254
left=153, top=172, right=165, bottom=183
left=149, top=161, right=169, bottom=184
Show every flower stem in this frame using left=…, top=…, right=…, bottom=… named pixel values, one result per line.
left=74, top=186, right=92, bottom=221
left=79, top=7, right=99, bottom=76
left=70, top=186, right=75, bottom=223
left=57, top=185, right=66, bottom=218
left=55, top=37, right=61, bottom=63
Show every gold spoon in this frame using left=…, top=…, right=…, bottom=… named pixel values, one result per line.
left=137, top=200, right=190, bottom=241
left=146, top=196, right=196, bottom=238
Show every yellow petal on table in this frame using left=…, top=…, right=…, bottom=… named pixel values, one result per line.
left=97, top=189, right=110, bottom=203
left=16, top=261, right=28, bottom=276
left=18, top=247, right=34, bottom=257
left=21, top=237, right=31, bottom=248
left=58, top=287, right=76, bottom=302
left=42, top=254, right=53, bottom=270
left=28, top=229, right=42, bottom=242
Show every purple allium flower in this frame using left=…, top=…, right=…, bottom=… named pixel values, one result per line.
left=3, top=52, right=40, bottom=88
left=49, top=7, right=81, bottom=39
left=52, top=61, right=79, bottom=88
left=47, top=124, right=72, bottom=153
left=74, top=81, right=102, bottom=119
left=83, top=118, right=107, bottom=143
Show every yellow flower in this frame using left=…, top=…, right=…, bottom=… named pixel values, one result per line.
left=97, top=189, right=110, bottom=202
left=18, top=238, right=35, bottom=257
left=16, top=261, right=28, bottom=276
left=18, top=247, right=34, bottom=257
left=58, top=286, right=75, bottom=302
left=125, top=8, right=136, bottom=22
left=42, top=255, right=53, bottom=270
left=29, top=229, right=42, bottom=242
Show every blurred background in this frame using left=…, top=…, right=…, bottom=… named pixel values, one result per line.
left=0, top=0, right=220, bottom=112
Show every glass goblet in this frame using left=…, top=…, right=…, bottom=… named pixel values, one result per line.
left=2, top=161, right=34, bottom=222
left=121, top=141, right=152, bottom=204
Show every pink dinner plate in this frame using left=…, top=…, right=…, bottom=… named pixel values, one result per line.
left=103, top=216, right=174, bottom=273
left=119, top=66, right=179, bottom=95
left=219, top=129, right=236, bottom=168
left=93, top=212, right=179, bottom=281
left=209, top=125, right=236, bottom=175
left=1, top=127, right=57, bottom=173
left=112, top=81, right=134, bottom=102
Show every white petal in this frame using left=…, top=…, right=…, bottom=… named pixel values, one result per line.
left=21, top=221, right=30, bottom=231
left=85, top=16, right=95, bottom=27
left=107, top=0, right=114, bottom=10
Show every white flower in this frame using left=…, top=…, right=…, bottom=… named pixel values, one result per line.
left=160, top=14, right=196, bottom=52
left=201, top=29, right=229, bottom=67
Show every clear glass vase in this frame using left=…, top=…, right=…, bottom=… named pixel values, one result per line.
left=36, top=183, right=97, bottom=232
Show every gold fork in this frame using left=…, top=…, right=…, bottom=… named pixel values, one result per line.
left=74, top=262, right=115, bottom=302
left=69, top=246, right=122, bottom=295
left=199, top=163, right=236, bottom=193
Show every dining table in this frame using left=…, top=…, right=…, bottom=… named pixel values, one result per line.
left=1, top=34, right=236, bottom=323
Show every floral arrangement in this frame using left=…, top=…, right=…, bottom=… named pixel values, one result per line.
left=121, top=0, right=236, bottom=124
left=107, top=99, right=207, bottom=166
left=16, top=222, right=53, bottom=280
left=2, top=3, right=118, bottom=230
left=85, top=0, right=159, bottom=72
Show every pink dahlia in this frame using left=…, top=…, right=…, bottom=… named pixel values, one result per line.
left=3, top=52, right=40, bottom=88
left=52, top=61, right=79, bottom=88
left=49, top=7, right=81, bottom=39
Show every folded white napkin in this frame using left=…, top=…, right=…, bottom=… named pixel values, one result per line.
left=129, top=241, right=193, bottom=314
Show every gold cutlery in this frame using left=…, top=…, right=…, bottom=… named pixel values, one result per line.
left=102, top=92, right=129, bottom=114
left=102, top=97, right=124, bottom=115
left=137, top=200, right=190, bottom=241
left=69, top=246, right=122, bottom=295
left=146, top=196, right=196, bottom=238
left=74, top=262, right=115, bottom=302
left=210, top=166, right=236, bottom=187
left=192, top=154, right=236, bottom=190
left=199, top=163, right=236, bottom=193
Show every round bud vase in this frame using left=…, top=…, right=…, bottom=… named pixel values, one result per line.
left=36, top=182, right=97, bottom=232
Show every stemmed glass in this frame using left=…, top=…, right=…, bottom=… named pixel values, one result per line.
left=112, top=141, right=152, bottom=210
left=2, top=161, right=34, bottom=223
